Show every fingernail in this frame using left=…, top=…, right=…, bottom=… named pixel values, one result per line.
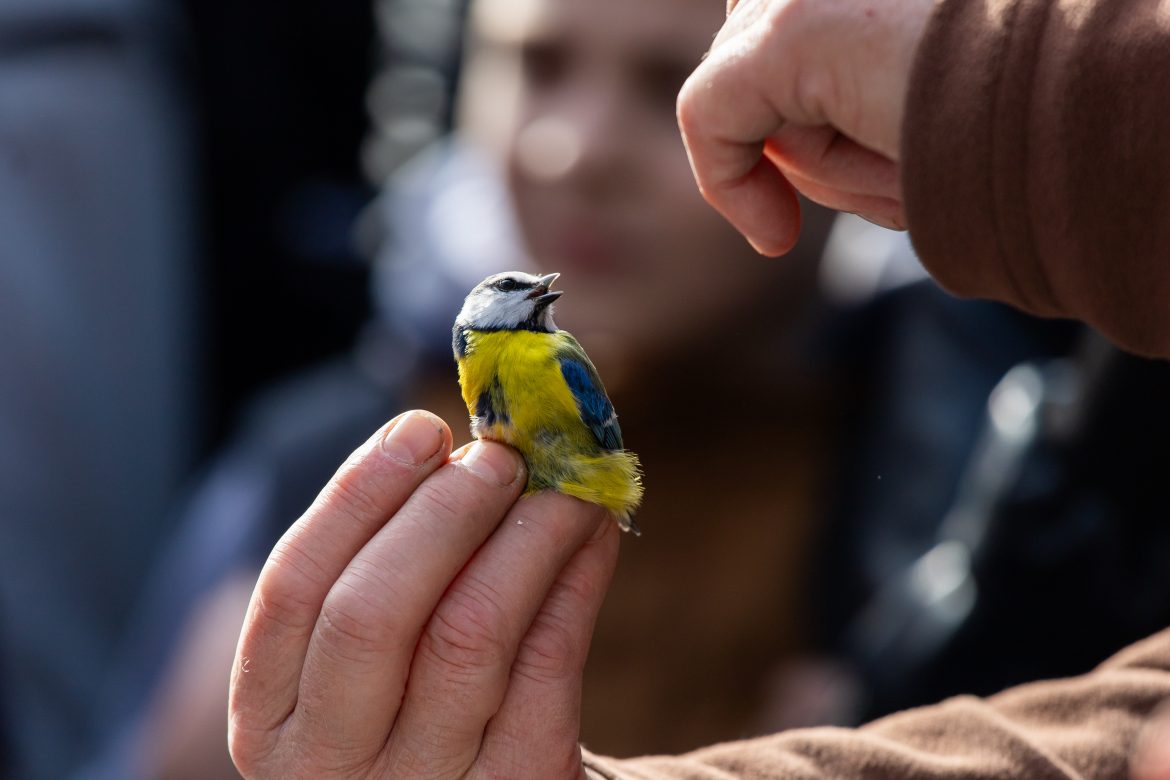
left=460, top=441, right=522, bottom=486
left=380, top=411, right=442, bottom=465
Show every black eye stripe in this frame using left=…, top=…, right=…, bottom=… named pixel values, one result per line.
left=494, top=278, right=526, bottom=292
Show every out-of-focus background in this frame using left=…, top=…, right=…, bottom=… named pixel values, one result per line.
left=1, top=2, right=390, bottom=776
left=3, top=0, right=1170, bottom=778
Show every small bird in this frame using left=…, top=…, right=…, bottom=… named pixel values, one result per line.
left=453, top=271, right=643, bottom=533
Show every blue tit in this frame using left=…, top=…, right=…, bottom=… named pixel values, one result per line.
left=453, top=271, right=643, bottom=534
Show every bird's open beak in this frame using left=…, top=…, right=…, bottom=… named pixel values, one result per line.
left=528, top=272, right=563, bottom=306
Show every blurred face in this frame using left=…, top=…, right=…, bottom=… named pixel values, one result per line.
left=465, top=0, right=818, bottom=370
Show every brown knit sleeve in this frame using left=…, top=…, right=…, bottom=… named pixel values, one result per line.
left=901, top=0, right=1170, bottom=359
left=579, top=627, right=1170, bottom=779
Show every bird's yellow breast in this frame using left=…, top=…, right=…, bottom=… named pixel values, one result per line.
left=456, top=329, right=587, bottom=448
left=455, top=326, right=643, bottom=530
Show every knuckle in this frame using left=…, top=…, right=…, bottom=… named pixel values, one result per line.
left=512, top=610, right=578, bottom=684
left=554, top=562, right=606, bottom=619
left=472, top=741, right=582, bottom=780
left=421, top=580, right=510, bottom=673
left=792, top=62, right=840, bottom=126
left=511, top=557, right=604, bottom=685
left=319, top=461, right=391, bottom=527
left=253, top=543, right=328, bottom=633
left=288, top=731, right=379, bottom=780
left=381, top=740, right=470, bottom=780
left=675, top=76, right=703, bottom=135
left=395, top=464, right=515, bottom=535
left=315, top=582, right=403, bottom=661
left=411, top=473, right=477, bottom=520
left=227, top=712, right=281, bottom=779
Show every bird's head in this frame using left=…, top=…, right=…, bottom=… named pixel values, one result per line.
left=455, top=271, right=562, bottom=332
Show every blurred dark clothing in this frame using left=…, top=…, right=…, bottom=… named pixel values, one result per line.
left=815, top=281, right=1081, bottom=634
left=0, top=1, right=198, bottom=777
left=815, top=280, right=1170, bottom=722
left=178, top=0, right=378, bottom=446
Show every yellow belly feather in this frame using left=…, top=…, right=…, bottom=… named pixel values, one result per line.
left=456, top=329, right=642, bottom=527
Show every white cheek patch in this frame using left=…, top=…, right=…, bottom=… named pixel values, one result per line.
left=458, top=290, right=536, bottom=330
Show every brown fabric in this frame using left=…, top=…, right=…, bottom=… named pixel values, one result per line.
left=579, top=0, right=1170, bottom=775
left=902, top=0, right=1170, bottom=359
left=581, top=627, right=1170, bottom=778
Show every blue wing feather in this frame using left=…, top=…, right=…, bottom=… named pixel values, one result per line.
left=558, top=343, right=623, bottom=451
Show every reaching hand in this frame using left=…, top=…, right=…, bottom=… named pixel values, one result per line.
left=228, top=411, right=619, bottom=779
left=676, top=0, right=934, bottom=255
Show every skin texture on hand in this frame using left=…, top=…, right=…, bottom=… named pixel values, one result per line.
left=1134, top=702, right=1170, bottom=780
left=676, top=0, right=934, bottom=255
left=228, top=410, right=619, bottom=779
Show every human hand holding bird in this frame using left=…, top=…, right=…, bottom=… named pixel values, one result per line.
left=228, top=412, right=619, bottom=779
left=227, top=273, right=637, bottom=779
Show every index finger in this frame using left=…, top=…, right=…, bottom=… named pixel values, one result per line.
left=677, top=34, right=801, bottom=256
left=282, top=440, right=526, bottom=770
left=229, top=412, right=450, bottom=739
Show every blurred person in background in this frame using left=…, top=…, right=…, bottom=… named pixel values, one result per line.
left=0, top=2, right=199, bottom=777
left=88, top=0, right=845, bottom=774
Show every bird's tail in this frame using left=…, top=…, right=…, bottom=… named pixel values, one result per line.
left=556, top=450, right=644, bottom=535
